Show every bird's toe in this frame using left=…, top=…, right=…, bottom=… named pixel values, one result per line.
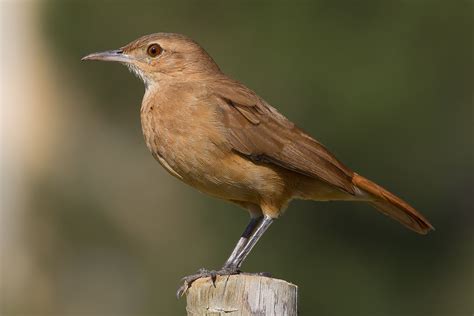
left=176, top=267, right=241, bottom=298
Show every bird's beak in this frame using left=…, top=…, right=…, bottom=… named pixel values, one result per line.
left=81, top=49, right=132, bottom=63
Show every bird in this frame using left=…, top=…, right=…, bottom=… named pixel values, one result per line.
left=82, top=32, right=434, bottom=296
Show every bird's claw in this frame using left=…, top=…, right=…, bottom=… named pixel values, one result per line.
left=176, top=267, right=240, bottom=298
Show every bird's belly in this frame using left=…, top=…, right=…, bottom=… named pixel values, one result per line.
left=155, top=139, right=263, bottom=202
left=141, top=109, right=275, bottom=203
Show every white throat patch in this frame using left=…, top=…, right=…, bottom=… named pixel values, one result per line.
left=126, top=64, right=152, bottom=88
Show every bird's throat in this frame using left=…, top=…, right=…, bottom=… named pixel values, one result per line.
left=126, top=64, right=152, bottom=89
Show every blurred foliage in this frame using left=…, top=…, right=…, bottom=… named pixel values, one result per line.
left=6, top=0, right=473, bottom=315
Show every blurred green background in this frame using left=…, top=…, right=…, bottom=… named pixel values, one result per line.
left=1, top=1, right=473, bottom=315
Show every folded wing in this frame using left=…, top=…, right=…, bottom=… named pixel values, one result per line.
left=211, top=79, right=355, bottom=195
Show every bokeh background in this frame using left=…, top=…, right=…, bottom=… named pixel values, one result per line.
left=1, top=1, right=473, bottom=315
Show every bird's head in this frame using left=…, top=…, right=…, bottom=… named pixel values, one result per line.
left=82, top=33, right=221, bottom=87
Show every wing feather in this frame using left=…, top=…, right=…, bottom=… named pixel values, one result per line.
left=211, top=79, right=355, bottom=194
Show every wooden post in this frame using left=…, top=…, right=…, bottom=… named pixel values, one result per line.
left=185, top=274, right=298, bottom=315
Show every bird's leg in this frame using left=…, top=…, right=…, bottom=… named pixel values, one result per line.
left=222, top=215, right=263, bottom=270
left=176, top=216, right=263, bottom=297
left=224, top=215, right=274, bottom=271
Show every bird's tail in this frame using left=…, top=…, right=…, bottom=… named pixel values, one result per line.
left=352, top=173, right=434, bottom=234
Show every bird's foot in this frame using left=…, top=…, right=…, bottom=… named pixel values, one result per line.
left=176, top=267, right=240, bottom=298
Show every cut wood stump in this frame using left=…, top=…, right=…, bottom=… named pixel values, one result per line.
left=185, top=274, right=298, bottom=315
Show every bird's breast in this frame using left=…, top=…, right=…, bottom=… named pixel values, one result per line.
left=139, top=92, right=278, bottom=203
left=140, top=93, right=230, bottom=185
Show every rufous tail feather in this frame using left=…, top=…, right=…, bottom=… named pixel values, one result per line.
left=352, top=173, right=434, bottom=234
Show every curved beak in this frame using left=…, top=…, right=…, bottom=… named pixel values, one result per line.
left=81, top=49, right=132, bottom=63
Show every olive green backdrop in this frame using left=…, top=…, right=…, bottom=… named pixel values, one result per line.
left=2, top=1, right=472, bottom=315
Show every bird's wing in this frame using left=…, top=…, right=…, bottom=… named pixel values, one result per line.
left=212, top=79, right=355, bottom=195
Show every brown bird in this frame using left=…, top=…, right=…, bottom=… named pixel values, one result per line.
left=82, top=33, right=434, bottom=295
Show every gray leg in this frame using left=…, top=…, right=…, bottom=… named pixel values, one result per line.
left=177, top=216, right=264, bottom=297
left=226, top=215, right=274, bottom=270
left=223, top=216, right=263, bottom=269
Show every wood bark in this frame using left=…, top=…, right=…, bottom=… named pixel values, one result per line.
left=185, top=274, right=298, bottom=315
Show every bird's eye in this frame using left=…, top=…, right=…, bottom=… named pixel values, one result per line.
left=147, top=43, right=162, bottom=57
